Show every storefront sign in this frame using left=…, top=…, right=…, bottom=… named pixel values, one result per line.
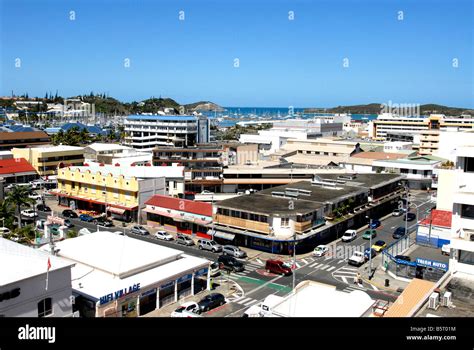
left=195, top=268, right=208, bottom=277
left=177, top=274, right=192, bottom=284
left=415, top=258, right=448, bottom=271
left=160, top=281, right=175, bottom=290
left=99, top=283, right=141, bottom=305
left=141, top=288, right=157, bottom=297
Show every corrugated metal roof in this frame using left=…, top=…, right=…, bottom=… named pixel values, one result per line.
left=384, top=278, right=435, bottom=317
left=0, top=157, right=37, bottom=175
left=145, top=194, right=212, bottom=216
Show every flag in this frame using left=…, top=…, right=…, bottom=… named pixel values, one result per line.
left=47, top=257, right=51, bottom=271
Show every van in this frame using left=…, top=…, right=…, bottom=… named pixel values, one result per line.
left=197, top=239, right=222, bottom=253
left=265, top=259, right=292, bottom=276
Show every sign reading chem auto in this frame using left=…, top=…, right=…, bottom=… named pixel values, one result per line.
left=99, top=283, right=141, bottom=305
left=415, top=258, right=448, bottom=271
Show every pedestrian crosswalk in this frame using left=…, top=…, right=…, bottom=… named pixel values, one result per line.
left=332, top=266, right=359, bottom=284
left=231, top=296, right=260, bottom=306
left=342, top=285, right=366, bottom=293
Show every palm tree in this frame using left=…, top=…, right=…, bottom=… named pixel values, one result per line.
left=0, top=200, right=15, bottom=228
left=5, top=185, right=36, bottom=227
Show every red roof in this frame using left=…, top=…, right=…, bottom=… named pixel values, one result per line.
left=0, top=158, right=37, bottom=175
left=145, top=194, right=212, bottom=216
left=420, top=210, right=452, bottom=228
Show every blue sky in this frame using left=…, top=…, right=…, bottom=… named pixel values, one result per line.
left=1, top=0, right=473, bottom=107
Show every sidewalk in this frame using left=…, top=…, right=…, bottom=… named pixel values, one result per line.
left=142, top=277, right=240, bottom=317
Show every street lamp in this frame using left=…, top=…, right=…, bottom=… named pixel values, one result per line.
left=365, top=215, right=373, bottom=279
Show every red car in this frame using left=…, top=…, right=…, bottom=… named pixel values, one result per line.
left=265, top=259, right=292, bottom=276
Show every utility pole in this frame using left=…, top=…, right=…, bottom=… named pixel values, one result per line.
left=366, top=215, right=373, bottom=278
left=292, top=227, right=296, bottom=291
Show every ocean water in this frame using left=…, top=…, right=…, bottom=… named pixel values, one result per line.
left=204, top=107, right=377, bottom=127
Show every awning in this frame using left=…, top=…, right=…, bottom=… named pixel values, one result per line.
left=213, top=231, right=235, bottom=241
left=108, top=207, right=126, bottom=215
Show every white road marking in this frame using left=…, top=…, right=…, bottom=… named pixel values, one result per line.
left=237, top=297, right=252, bottom=305
left=319, top=265, right=330, bottom=271
left=309, top=262, right=321, bottom=268
left=256, top=259, right=263, bottom=265
left=326, top=266, right=336, bottom=272
left=371, top=284, right=379, bottom=291
left=244, top=299, right=259, bottom=306
left=338, top=260, right=346, bottom=264
left=307, top=257, right=314, bottom=263
left=301, top=259, right=308, bottom=264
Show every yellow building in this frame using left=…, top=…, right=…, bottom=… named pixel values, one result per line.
left=52, top=164, right=165, bottom=222
left=12, top=145, right=85, bottom=176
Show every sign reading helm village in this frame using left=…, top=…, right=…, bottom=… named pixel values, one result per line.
left=99, top=283, right=141, bottom=305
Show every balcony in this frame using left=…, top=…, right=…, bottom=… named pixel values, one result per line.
left=294, top=218, right=325, bottom=232
left=214, top=214, right=270, bottom=234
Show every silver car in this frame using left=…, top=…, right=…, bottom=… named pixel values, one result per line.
left=222, top=245, right=247, bottom=258
left=198, top=239, right=222, bottom=253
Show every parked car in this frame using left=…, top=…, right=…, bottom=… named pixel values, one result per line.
left=154, top=230, right=173, bottom=241
left=369, top=219, right=381, bottom=229
left=441, top=244, right=451, bottom=256
left=222, top=245, right=247, bottom=258
left=392, top=227, right=407, bottom=239
left=171, top=302, right=200, bottom=317
left=395, top=255, right=411, bottom=262
left=371, top=240, right=387, bottom=252
left=210, top=262, right=220, bottom=277
left=79, top=214, right=96, bottom=223
left=200, top=190, right=214, bottom=195
left=392, top=208, right=406, bottom=217
left=362, top=229, right=377, bottom=240
left=176, top=233, right=194, bottom=246
left=63, top=219, right=74, bottom=228
left=313, top=245, right=329, bottom=257
left=364, top=248, right=376, bottom=261
left=62, top=209, right=78, bottom=218
left=96, top=217, right=114, bottom=227
left=36, top=204, right=52, bottom=212
left=28, top=193, right=42, bottom=201
left=0, top=227, right=11, bottom=237
left=197, top=239, right=222, bottom=253
left=265, top=259, right=292, bottom=276
left=197, top=293, right=226, bottom=312
left=348, top=251, right=365, bottom=266
left=217, top=255, right=245, bottom=272
left=131, top=225, right=150, bottom=235
left=341, top=229, right=357, bottom=242
left=404, top=212, right=417, bottom=221
left=21, top=209, right=37, bottom=218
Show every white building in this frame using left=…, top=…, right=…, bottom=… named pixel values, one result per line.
left=124, top=115, right=209, bottom=151
left=40, top=231, right=211, bottom=317
left=264, top=280, right=375, bottom=317
left=436, top=145, right=474, bottom=277
left=239, top=118, right=343, bottom=155
left=0, top=238, right=75, bottom=317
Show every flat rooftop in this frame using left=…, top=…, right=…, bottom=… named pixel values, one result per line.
left=0, top=238, right=74, bottom=287
left=45, top=231, right=184, bottom=278
left=271, top=281, right=374, bottom=317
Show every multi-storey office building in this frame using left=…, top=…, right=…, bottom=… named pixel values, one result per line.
left=12, top=145, right=85, bottom=177
left=0, top=130, right=51, bottom=150
left=370, top=113, right=474, bottom=142
left=124, top=115, right=209, bottom=151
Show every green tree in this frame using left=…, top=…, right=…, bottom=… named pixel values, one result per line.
left=0, top=200, right=16, bottom=229
left=5, top=185, right=36, bottom=227
left=11, top=225, right=35, bottom=243
left=67, top=229, right=78, bottom=239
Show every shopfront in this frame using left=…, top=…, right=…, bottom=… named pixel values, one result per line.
left=159, top=281, right=176, bottom=308
left=138, top=288, right=157, bottom=316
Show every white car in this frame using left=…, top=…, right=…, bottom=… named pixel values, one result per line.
left=0, top=227, right=11, bottom=237
left=348, top=251, right=365, bottom=266
left=154, top=230, right=173, bottom=241
left=200, top=190, right=214, bottom=195
left=21, top=209, right=37, bottom=218
left=441, top=244, right=451, bottom=256
left=171, top=302, right=200, bottom=317
left=341, top=230, right=357, bottom=242
left=313, top=245, right=329, bottom=257
left=28, top=193, right=42, bottom=200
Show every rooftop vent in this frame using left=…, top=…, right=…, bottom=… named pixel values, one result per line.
left=337, top=174, right=357, bottom=180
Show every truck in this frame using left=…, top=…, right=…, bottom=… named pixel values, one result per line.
left=348, top=251, right=365, bottom=267
left=242, top=295, right=284, bottom=317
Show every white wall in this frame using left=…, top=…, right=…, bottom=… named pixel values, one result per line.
left=0, top=268, right=73, bottom=317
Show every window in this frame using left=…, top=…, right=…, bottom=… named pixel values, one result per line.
left=461, top=204, right=474, bottom=219
left=281, top=218, right=289, bottom=227
left=464, top=157, right=474, bottom=173
left=38, top=298, right=52, bottom=317
left=459, top=250, right=474, bottom=265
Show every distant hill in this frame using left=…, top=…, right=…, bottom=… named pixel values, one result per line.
left=185, top=101, right=224, bottom=112
left=304, top=103, right=474, bottom=116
